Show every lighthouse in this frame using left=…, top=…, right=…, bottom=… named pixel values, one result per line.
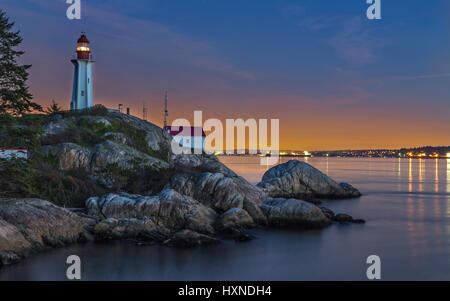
left=70, top=33, right=94, bottom=110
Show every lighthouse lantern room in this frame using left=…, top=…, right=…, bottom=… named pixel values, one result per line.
left=70, top=33, right=94, bottom=110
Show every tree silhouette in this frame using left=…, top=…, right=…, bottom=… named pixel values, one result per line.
left=45, top=100, right=63, bottom=115
left=0, top=10, right=42, bottom=116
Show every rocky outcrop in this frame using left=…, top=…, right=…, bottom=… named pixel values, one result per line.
left=2, top=107, right=368, bottom=266
left=42, top=143, right=92, bottom=170
left=93, top=217, right=170, bottom=242
left=319, top=207, right=365, bottom=224
left=0, top=198, right=94, bottom=266
left=106, top=110, right=172, bottom=152
left=171, top=154, right=234, bottom=175
left=163, top=229, right=219, bottom=248
left=338, top=183, right=361, bottom=198
left=40, top=109, right=172, bottom=173
left=168, top=154, right=268, bottom=225
left=86, top=189, right=218, bottom=235
left=333, top=213, right=365, bottom=224
left=41, top=115, right=73, bottom=137
left=260, top=198, right=331, bottom=228
left=79, top=115, right=111, bottom=127
left=104, top=132, right=132, bottom=146
left=216, top=208, right=256, bottom=231
left=91, top=140, right=169, bottom=171
left=257, top=160, right=361, bottom=200
left=42, top=141, right=169, bottom=173
left=320, top=207, right=335, bottom=220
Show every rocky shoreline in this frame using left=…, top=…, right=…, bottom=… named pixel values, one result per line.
left=0, top=155, right=364, bottom=267
left=0, top=109, right=364, bottom=267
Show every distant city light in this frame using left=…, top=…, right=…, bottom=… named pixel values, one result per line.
left=304, top=151, right=310, bottom=156
left=447, top=153, right=450, bottom=158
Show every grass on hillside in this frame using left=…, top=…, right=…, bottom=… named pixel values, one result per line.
left=0, top=105, right=172, bottom=207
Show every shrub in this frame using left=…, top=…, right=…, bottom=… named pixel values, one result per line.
left=40, top=117, right=108, bottom=148
left=45, top=100, right=63, bottom=115
left=0, top=158, right=108, bottom=208
left=100, top=163, right=172, bottom=195
left=2, top=123, right=42, bottom=151
left=60, top=104, right=108, bottom=118
left=107, top=119, right=169, bottom=162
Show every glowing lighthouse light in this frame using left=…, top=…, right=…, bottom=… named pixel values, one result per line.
left=70, top=33, right=94, bottom=110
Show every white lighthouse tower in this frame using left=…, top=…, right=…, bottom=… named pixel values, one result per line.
left=70, top=33, right=94, bottom=110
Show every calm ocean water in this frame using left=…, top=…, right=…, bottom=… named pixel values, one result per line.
left=1, top=157, right=449, bottom=280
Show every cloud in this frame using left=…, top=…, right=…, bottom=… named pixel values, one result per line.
left=6, top=0, right=256, bottom=81
left=282, top=4, right=383, bottom=67
left=390, top=73, right=450, bottom=81
left=328, top=16, right=381, bottom=67
left=80, top=6, right=256, bottom=81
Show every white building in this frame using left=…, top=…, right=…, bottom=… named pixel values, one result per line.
left=165, top=126, right=206, bottom=152
left=0, top=149, right=28, bottom=160
left=70, top=33, right=94, bottom=110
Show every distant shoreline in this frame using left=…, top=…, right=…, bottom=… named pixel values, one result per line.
left=215, top=146, right=450, bottom=159
left=217, top=154, right=450, bottom=159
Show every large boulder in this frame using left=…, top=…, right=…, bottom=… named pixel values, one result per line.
left=79, top=115, right=111, bottom=127
left=106, top=110, right=172, bottom=152
left=41, top=115, right=73, bottom=137
left=168, top=154, right=268, bottom=225
left=93, top=217, right=170, bottom=242
left=0, top=198, right=93, bottom=266
left=257, top=160, right=361, bottom=199
left=42, top=141, right=169, bottom=172
left=260, top=198, right=331, bottom=228
left=104, top=132, right=133, bottom=146
left=40, top=109, right=172, bottom=173
left=91, top=140, right=169, bottom=171
left=42, top=143, right=92, bottom=170
left=163, top=229, right=219, bottom=248
left=333, top=213, right=366, bottom=224
left=216, top=208, right=256, bottom=231
left=86, top=189, right=218, bottom=235
left=171, top=154, right=234, bottom=175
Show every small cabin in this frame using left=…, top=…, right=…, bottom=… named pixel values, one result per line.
left=165, top=126, right=206, bottom=153
left=0, top=149, right=28, bottom=160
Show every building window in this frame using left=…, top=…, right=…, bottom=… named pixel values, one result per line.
left=81, top=91, right=84, bottom=96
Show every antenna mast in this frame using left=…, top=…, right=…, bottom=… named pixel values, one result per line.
left=164, top=91, right=169, bottom=129
left=143, top=102, right=148, bottom=121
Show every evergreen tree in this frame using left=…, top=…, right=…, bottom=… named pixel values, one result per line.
left=0, top=10, right=42, bottom=116
left=45, top=99, right=63, bottom=115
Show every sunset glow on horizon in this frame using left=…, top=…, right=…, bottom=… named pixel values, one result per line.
left=3, top=0, right=449, bottom=150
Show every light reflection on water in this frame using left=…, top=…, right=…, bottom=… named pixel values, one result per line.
left=447, top=159, right=450, bottom=193
left=221, top=156, right=450, bottom=279
left=0, top=157, right=449, bottom=280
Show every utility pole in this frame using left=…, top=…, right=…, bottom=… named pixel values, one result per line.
left=143, top=102, right=148, bottom=121
left=164, top=91, right=169, bottom=130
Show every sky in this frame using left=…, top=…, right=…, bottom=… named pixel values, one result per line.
left=2, top=0, right=450, bottom=150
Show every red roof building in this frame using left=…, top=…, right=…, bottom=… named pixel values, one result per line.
left=164, top=126, right=206, bottom=152
left=76, top=34, right=91, bottom=60
left=77, top=34, right=90, bottom=44
left=165, top=126, right=206, bottom=137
